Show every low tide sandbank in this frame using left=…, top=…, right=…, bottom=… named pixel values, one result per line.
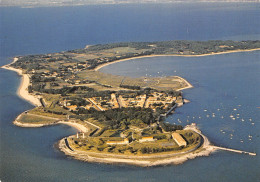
left=94, top=48, right=260, bottom=71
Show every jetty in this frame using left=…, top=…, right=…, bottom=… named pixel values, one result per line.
left=213, top=146, right=256, bottom=156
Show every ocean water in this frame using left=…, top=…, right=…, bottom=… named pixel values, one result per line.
left=0, top=3, right=260, bottom=182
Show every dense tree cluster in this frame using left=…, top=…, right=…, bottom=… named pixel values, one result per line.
left=160, top=122, right=183, bottom=132
left=73, top=107, right=156, bottom=129
left=119, top=84, right=141, bottom=90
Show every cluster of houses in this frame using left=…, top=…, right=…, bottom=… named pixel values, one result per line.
left=62, top=92, right=181, bottom=112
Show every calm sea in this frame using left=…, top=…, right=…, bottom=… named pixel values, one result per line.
left=0, top=3, right=259, bottom=182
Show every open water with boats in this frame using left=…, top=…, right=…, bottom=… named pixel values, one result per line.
left=0, top=3, right=259, bottom=181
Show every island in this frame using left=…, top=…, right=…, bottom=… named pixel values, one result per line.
left=2, top=40, right=258, bottom=166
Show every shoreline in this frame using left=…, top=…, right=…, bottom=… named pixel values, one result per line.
left=94, top=48, right=260, bottom=71
left=58, top=124, right=216, bottom=167
left=1, top=57, right=42, bottom=107
left=175, top=76, right=193, bottom=91
left=2, top=48, right=258, bottom=167
left=13, top=118, right=88, bottom=133
left=58, top=121, right=88, bottom=133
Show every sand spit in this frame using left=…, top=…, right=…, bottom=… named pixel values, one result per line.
left=13, top=120, right=53, bottom=128
left=175, top=76, right=193, bottom=91
left=94, top=48, right=260, bottom=71
left=13, top=116, right=88, bottom=133
left=13, top=120, right=88, bottom=133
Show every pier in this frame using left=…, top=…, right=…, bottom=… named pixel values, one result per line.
left=213, top=146, right=256, bottom=156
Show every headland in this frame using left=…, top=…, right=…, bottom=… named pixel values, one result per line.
left=2, top=40, right=258, bottom=167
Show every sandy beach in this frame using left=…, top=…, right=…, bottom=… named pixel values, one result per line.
left=58, top=121, right=88, bottom=133
left=13, top=120, right=53, bottom=127
left=58, top=125, right=216, bottom=167
left=1, top=58, right=42, bottom=107
left=94, top=48, right=260, bottom=71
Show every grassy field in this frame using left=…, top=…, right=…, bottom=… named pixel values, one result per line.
left=77, top=70, right=188, bottom=91
left=29, top=107, right=67, bottom=120
left=17, top=114, right=58, bottom=124
left=69, top=130, right=201, bottom=156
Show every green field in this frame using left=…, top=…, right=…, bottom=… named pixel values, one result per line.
left=17, top=114, right=58, bottom=124
left=69, top=130, right=201, bottom=156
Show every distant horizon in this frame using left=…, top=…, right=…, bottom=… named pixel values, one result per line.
left=1, top=0, right=259, bottom=8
